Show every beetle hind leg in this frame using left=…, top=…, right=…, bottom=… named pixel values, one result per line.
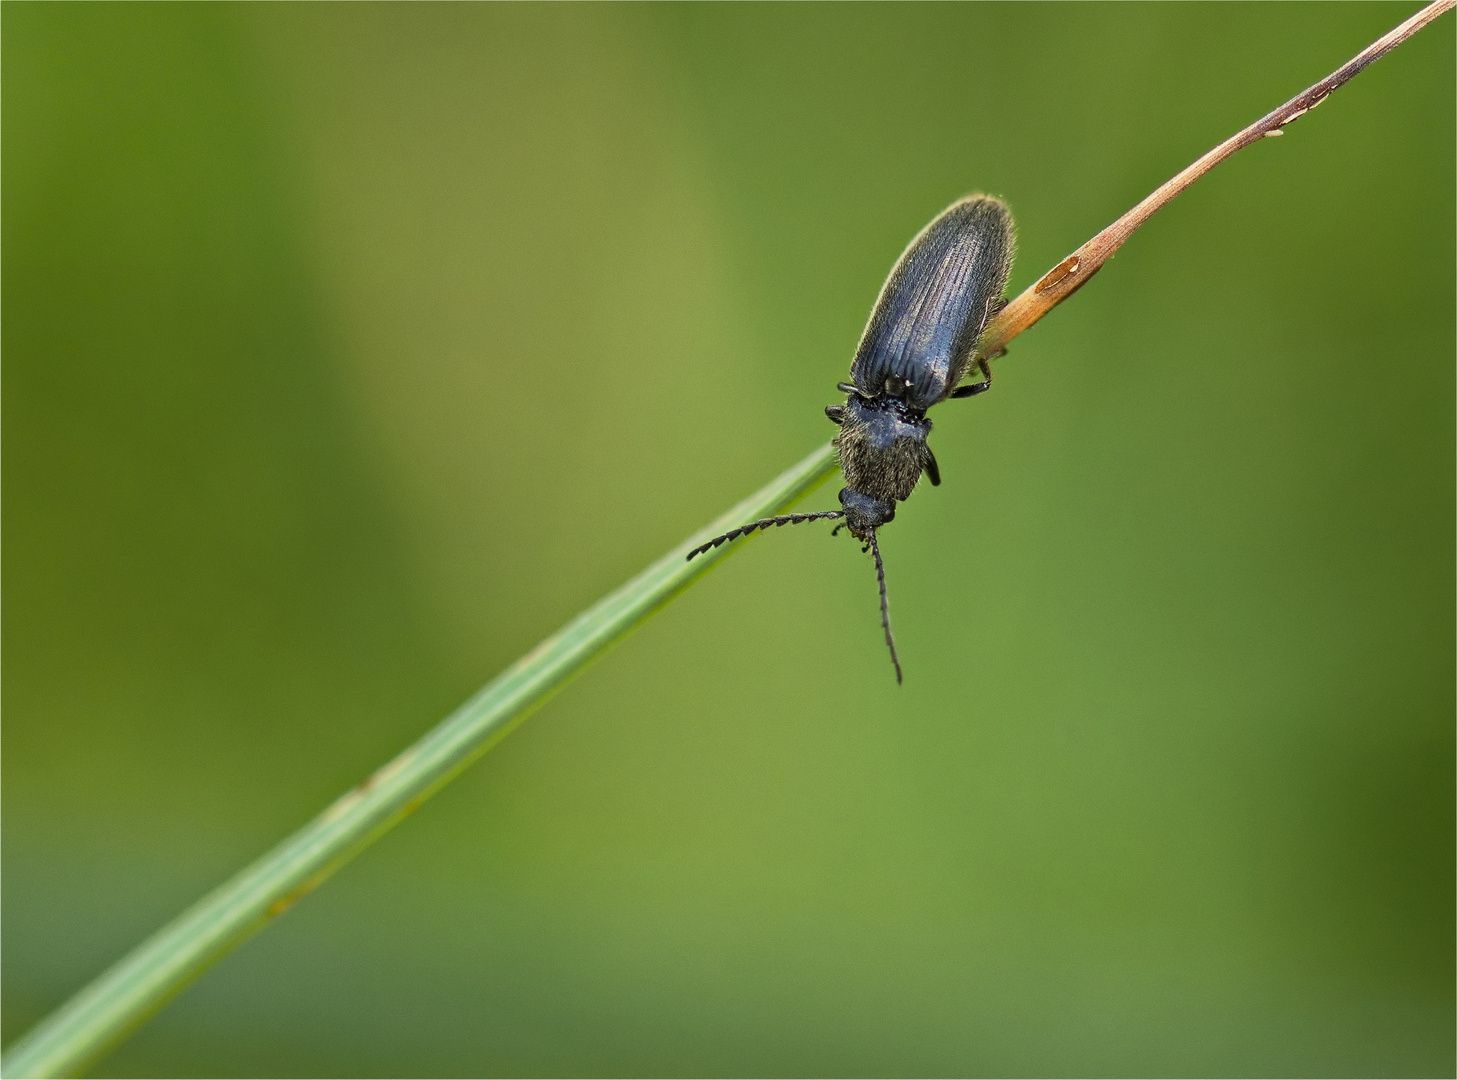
left=950, top=356, right=994, bottom=399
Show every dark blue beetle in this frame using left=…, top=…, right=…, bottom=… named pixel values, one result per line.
left=689, top=195, right=1015, bottom=681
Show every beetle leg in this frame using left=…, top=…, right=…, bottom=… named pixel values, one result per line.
left=924, top=448, right=941, bottom=486
left=837, top=381, right=873, bottom=400
left=950, top=356, right=994, bottom=399
left=824, top=404, right=845, bottom=424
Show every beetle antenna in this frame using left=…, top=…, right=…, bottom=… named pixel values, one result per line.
left=686, top=511, right=845, bottom=560
left=867, top=529, right=903, bottom=684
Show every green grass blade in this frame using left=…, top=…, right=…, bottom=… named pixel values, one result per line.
left=1, top=442, right=840, bottom=1080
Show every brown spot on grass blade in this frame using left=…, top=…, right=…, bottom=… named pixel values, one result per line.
left=1035, top=255, right=1081, bottom=294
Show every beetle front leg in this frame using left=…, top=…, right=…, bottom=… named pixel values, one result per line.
left=924, top=448, right=941, bottom=486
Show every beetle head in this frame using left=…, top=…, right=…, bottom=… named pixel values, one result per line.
left=839, top=487, right=896, bottom=540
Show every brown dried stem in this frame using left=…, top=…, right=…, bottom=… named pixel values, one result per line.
left=978, top=0, right=1455, bottom=360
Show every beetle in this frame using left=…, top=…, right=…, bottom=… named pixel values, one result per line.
left=688, top=195, right=1015, bottom=683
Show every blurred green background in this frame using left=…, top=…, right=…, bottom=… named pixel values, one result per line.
left=4, top=3, right=1452, bottom=1076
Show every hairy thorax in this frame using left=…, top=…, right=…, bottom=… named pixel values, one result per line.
left=835, top=395, right=931, bottom=504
